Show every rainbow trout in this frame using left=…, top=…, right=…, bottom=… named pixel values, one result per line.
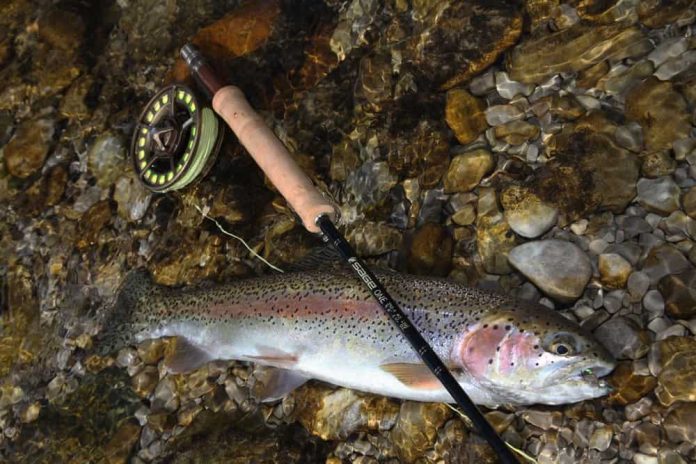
left=97, top=270, right=615, bottom=407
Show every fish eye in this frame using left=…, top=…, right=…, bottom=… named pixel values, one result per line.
left=551, top=342, right=573, bottom=356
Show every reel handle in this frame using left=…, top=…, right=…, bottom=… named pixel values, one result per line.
left=181, top=44, right=337, bottom=233
left=212, top=86, right=337, bottom=233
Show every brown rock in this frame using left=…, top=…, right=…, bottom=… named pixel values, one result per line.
left=445, top=89, right=487, bottom=145
left=638, top=0, right=696, bottom=28
left=171, top=0, right=281, bottom=82
left=388, top=120, right=450, bottom=189
left=494, top=119, right=540, bottom=145
left=76, top=201, right=112, bottom=251
left=576, top=60, right=610, bottom=89
left=329, top=138, right=360, bottom=182
left=451, top=203, right=476, bottom=226
left=476, top=188, right=516, bottom=274
left=4, top=119, right=55, bottom=179
left=641, top=151, right=677, bottom=178
left=500, top=185, right=558, bottom=238
left=683, top=187, right=696, bottom=219
left=131, top=366, right=159, bottom=398
left=649, top=336, right=696, bottom=375
left=655, top=340, right=696, bottom=406
left=59, top=74, right=95, bottom=121
left=659, top=271, right=696, bottom=319
left=21, top=164, right=68, bottom=214
left=405, top=1, right=522, bottom=90
left=625, top=78, right=691, bottom=152
left=663, top=403, right=696, bottom=444
left=37, top=7, right=85, bottom=52
left=540, top=128, right=639, bottom=219
left=407, top=222, right=453, bottom=277
left=103, top=419, right=140, bottom=464
left=293, top=384, right=400, bottom=441
left=292, top=21, right=339, bottom=90
left=356, top=52, right=393, bottom=109
left=443, top=149, right=494, bottom=193
left=347, top=221, right=403, bottom=257
left=508, top=23, right=652, bottom=84
left=538, top=94, right=586, bottom=121
left=390, top=402, right=451, bottom=463
left=599, top=253, right=632, bottom=289
left=607, top=361, right=657, bottom=405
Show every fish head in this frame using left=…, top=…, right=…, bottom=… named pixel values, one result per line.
left=455, top=304, right=616, bottom=406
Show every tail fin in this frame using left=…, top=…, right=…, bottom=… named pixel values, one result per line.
left=93, top=269, right=158, bottom=356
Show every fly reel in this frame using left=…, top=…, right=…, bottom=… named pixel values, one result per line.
left=130, top=85, right=223, bottom=192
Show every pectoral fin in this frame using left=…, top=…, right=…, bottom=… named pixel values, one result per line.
left=380, top=362, right=442, bottom=390
left=245, top=346, right=299, bottom=368
left=164, top=338, right=214, bottom=374
left=251, top=366, right=310, bottom=402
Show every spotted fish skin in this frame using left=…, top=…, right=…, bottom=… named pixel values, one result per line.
left=97, top=270, right=615, bottom=407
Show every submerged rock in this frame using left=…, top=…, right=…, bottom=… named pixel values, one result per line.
left=443, top=149, right=494, bottom=193
left=404, top=0, right=522, bottom=90
left=598, top=253, right=632, bottom=289
left=508, top=239, right=591, bottom=302
left=407, top=222, right=453, bottom=277
left=476, top=188, right=516, bottom=274
left=390, top=402, right=451, bottom=463
left=652, top=336, right=696, bottom=406
left=663, top=403, right=696, bottom=445
left=507, top=23, right=651, bottom=84
left=500, top=185, right=558, bottom=239
left=594, top=316, right=651, bottom=360
left=607, top=361, right=657, bottom=406
left=4, top=118, right=55, bottom=179
left=625, top=78, right=691, bottom=152
left=445, top=88, right=487, bottom=145
left=658, top=270, right=696, bottom=319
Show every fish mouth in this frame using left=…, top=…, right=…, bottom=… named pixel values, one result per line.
left=568, top=361, right=615, bottom=390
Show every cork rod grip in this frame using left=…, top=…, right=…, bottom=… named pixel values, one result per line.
left=212, top=86, right=336, bottom=233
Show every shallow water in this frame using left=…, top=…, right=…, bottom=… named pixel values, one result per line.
left=1, top=0, right=696, bottom=462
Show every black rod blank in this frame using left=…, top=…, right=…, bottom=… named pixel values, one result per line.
left=316, top=214, right=519, bottom=464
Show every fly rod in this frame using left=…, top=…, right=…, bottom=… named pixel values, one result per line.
left=180, top=43, right=519, bottom=464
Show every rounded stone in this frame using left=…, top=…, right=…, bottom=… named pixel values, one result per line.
left=683, top=186, right=696, bottom=219
left=508, top=239, right=592, bottom=302
left=627, top=271, right=650, bottom=302
left=493, top=119, right=540, bottom=145
left=598, top=253, right=632, bottom=289
left=445, top=88, right=487, bottom=145
left=625, top=77, right=691, bottom=152
left=658, top=270, right=696, bottom=319
left=443, top=149, right=494, bottom=193
left=664, top=403, right=696, bottom=444
left=641, top=151, right=676, bottom=178
left=407, top=222, right=453, bottom=277
left=87, top=133, right=126, bottom=188
left=636, top=177, right=681, bottom=215
left=3, top=119, right=55, bottom=178
left=594, top=316, right=651, bottom=360
left=501, top=186, right=558, bottom=238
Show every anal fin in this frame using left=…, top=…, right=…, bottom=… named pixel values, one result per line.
left=164, top=338, right=214, bottom=374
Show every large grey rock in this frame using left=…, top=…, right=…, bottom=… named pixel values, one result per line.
left=594, top=316, right=651, bottom=360
left=636, top=177, right=681, bottom=215
left=508, top=239, right=591, bottom=302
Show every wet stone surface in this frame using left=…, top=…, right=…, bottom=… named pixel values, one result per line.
left=1, top=0, right=696, bottom=463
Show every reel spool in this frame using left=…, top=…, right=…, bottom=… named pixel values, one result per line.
left=130, top=84, right=223, bottom=192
